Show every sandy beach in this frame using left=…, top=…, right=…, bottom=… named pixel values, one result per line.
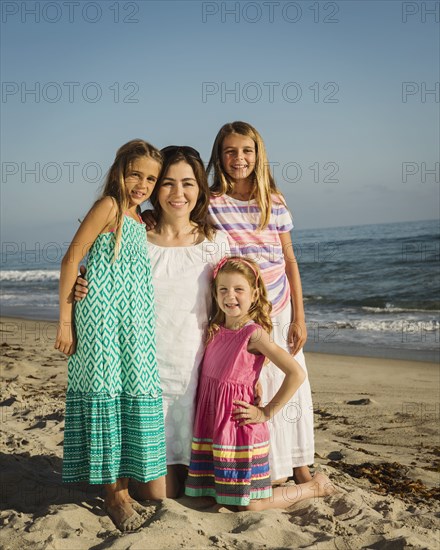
left=1, top=316, right=439, bottom=549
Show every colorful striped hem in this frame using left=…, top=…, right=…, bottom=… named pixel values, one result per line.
left=185, top=486, right=272, bottom=506
left=186, top=438, right=272, bottom=505
left=63, top=391, right=166, bottom=484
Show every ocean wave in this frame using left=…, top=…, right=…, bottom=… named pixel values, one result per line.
left=322, top=319, right=440, bottom=332
left=0, top=270, right=59, bottom=282
left=303, top=295, right=323, bottom=302
left=1, top=292, right=58, bottom=304
left=362, top=305, right=440, bottom=314
left=304, top=295, right=439, bottom=312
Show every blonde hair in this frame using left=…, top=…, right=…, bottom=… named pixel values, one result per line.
left=99, top=139, right=162, bottom=260
left=207, top=256, right=272, bottom=343
left=207, top=121, right=285, bottom=230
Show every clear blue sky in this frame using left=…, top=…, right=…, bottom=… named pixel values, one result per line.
left=1, top=0, right=439, bottom=245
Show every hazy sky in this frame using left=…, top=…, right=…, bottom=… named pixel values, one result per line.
left=1, top=0, right=439, bottom=246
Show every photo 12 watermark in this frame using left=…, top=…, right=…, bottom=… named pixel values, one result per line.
left=401, top=2, right=439, bottom=23
left=2, top=161, right=103, bottom=184
left=400, top=321, right=440, bottom=345
left=289, top=241, right=340, bottom=263
left=401, top=82, right=439, bottom=103
left=399, top=402, right=440, bottom=423
left=201, top=240, right=340, bottom=265
left=2, top=82, right=140, bottom=104
left=201, top=1, right=340, bottom=24
left=307, top=321, right=340, bottom=343
left=1, top=319, right=58, bottom=345
left=401, top=162, right=439, bottom=183
left=1, top=239, right=158, bottom=266
left=1, top=1, right=141, bottom=24
left=401, top=241, right=440, bottom=262
left=2, top=241, right=72, bottom=265
left=270, top=161, right=340, bottom=184
left=202, top=81, right=340, bottom=104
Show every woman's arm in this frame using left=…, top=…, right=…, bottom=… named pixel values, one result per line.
left=279, top=230, right=307, bottom=355
left=232, top=329, right=306, bottom=426
left=54, top=197, right=116, bottom=355
left=140, top=209, right=157, bottom=230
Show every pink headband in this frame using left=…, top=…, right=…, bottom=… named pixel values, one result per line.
left=213, top=257, right=259, bottom=280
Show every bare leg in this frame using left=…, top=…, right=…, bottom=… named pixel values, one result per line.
left=163, top=465, right=181, bottom=498
left=273, top=466, right=312, bottom=486
left=104, top=477, right=143, bottom=532
left=293, top=465, right=313, bottom=483
left=238, top=472, right=336, bottom=512
left=137, top=465, right=187, bottom=499
left=136, top=474, right=166, bottom=501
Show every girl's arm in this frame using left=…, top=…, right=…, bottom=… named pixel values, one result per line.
left=232, top=329, right=306, bottom=426
left=279, top=230, right=307, bottom=356
left=54, top=197, right=116, bottom=356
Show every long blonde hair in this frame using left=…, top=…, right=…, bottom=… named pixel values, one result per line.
left=207, top=121, right=285, bottom=230
left=100, top=139, right=162, bottom=260
left=207, top=256, right=272, bottom=343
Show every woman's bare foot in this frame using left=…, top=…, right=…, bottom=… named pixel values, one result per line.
left=293, top=465, right=313, bottom=484
left=104, top=500, right=143, bottom=532
left=272, top=477, right=288, bottom=486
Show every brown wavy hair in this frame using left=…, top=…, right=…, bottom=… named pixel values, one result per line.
left=150, top=146, right=215, bottom=240
left=207, top=121, right=285, bottom=230
left=207, top=256, right=273, bottom=343
left=100, top=139, right=163, bottom=260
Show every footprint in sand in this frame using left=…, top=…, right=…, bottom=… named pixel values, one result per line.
left=346, top=398, right=372, bottom=405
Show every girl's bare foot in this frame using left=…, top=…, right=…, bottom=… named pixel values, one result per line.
left=311, top=471, right=338, bottom=497
left=238, top=471, right=337, bottom=511
left=104, top=500, right=143, bottom=532
left=128, top=498, right=157, bottom=519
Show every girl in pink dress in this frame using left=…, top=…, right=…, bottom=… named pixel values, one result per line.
left=185, top=257, right=334, bottom=510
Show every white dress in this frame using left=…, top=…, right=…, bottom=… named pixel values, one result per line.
left=148, top=231, right=230, bottom=466
left=262, top=303, right=315, bottom=479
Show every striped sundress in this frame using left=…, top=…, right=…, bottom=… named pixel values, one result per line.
left=185, top=323, right=272, bottom=506
left=63, top=215, right=166, bottom=485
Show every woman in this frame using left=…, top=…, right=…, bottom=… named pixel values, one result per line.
left=75, top=146, right=230, bottom=498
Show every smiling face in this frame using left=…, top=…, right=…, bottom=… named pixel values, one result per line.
left=221, top=133, right=256, bottom=184
left=156, top=160, right=199, bottom=220
left=215, top=271, right=258, bottom=327
left=124, top=156, right=161, bottom=208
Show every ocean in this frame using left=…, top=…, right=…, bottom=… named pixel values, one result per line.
left=1, top=219, right=439, bottom=362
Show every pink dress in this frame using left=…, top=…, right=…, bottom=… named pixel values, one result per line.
left=185, top=323, right=272, bottom=506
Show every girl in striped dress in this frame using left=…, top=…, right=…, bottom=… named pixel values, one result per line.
left=207, top=122, right=315, bottom=484
left=185, top=257, right=333, bottom=509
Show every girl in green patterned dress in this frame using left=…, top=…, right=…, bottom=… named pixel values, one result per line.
left=55, top=140, right=167, bottom=532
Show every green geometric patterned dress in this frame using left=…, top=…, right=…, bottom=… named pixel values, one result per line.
left=63, top=215, right=166, bottom=485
